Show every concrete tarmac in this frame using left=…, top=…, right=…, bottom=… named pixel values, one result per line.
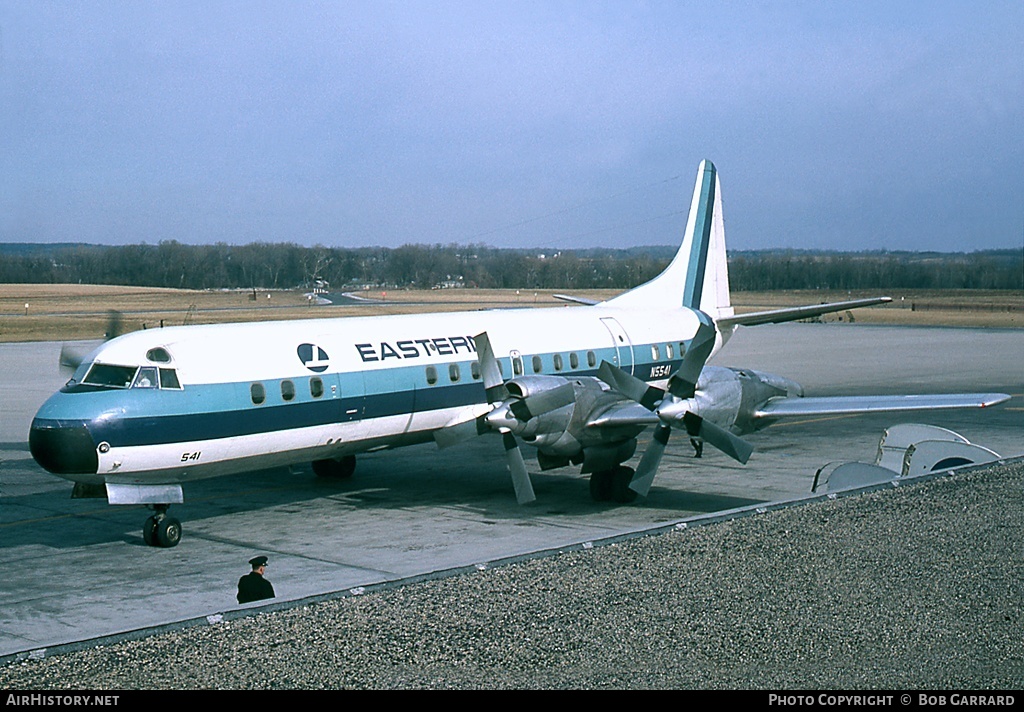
left=1, top=323, right=1021, bottom=660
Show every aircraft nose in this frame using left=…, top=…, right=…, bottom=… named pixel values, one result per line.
left=29, top=420, right=99, bottom=475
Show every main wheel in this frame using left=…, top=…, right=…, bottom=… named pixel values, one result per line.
left=589, top=469, right=613, bottom=502
left=610, top=465, right=638, bottom=503
left=312, top=455, right=356, bottom=479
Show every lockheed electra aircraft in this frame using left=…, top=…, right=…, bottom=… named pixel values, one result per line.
left=29, top=161, right=1010, bottom=547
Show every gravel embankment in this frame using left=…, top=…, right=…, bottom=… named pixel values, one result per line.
left=3, top=460, right=1022, bottom=690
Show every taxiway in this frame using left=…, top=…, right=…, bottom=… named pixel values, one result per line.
left=1, top=322, right=1021, bottom=660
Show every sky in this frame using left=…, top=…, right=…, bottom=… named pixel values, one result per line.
left=1, top=1, right=1021, bottom=252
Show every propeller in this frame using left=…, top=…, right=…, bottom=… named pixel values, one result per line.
left=433, top=332, right=577, bottom=504
left=59, top=310, right=125, bottom=377
left=598, top=316, right=753, bottom=497
left=474, top=331, right=535, bottom=504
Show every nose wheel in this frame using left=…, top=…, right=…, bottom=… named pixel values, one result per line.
left=142, top=505, right=182, bottom=548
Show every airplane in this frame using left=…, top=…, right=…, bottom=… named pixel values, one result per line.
left=28, top=160, right=1010, bottom=548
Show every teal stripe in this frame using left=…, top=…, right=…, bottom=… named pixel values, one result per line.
left=683, top=162, right=717, bottom=309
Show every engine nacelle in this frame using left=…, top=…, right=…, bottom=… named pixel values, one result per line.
left=490, top=375, right=646, bottom=468
left=680, top=366, right=801, bottom=435
left=504, top=375, right=572, bottom=400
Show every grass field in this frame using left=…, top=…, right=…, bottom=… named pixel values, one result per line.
left=0, top=284, right=1020, bottom=343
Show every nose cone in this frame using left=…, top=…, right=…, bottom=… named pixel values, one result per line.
left=29, top=419, right=98, bottom=476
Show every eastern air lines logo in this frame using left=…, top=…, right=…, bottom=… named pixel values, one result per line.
left=297, top=343, right=329, bottom=373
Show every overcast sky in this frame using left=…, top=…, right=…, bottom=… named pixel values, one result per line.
left=1, top=1, right=1021, bottom=252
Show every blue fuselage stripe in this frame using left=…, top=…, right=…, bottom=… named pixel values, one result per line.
left=683, top=163, right=716, bottom=309
left=35, top=348, right=687, bottom=449
left=34, top=356, right=688, bottom=450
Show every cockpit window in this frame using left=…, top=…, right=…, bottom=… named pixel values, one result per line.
left=159, top=368, right=181, bottom=389
left=76, top=363, right=182, bottom=390
left=146, top=347, right=172, bottom=363
left=83, top=364, right=139, bottom=388
left=132, top=367, right=159, bottom=389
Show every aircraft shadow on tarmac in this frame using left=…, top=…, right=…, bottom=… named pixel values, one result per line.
left=1, top=441, right=31, bottom=451
left=2, top=438, right=766, bottom=551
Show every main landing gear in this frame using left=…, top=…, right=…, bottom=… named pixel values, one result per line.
left=312, top=454, right=356, bottom=479
left=142, top=505, right=182, bottom=548
left=589, top=465, right=638, bottom=504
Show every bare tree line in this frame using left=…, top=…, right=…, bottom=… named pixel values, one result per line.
left=0, top=242, right=1020, bottom=291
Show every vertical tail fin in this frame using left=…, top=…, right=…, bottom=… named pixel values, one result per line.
left=603, top=160, right=733, bottom=320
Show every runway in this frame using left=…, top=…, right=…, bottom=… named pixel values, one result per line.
left=1, top=322, right=1021, bottom=661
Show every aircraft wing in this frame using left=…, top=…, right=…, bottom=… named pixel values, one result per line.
left=755, top=392, right=1011, bottom=419
left=585, top=401, right=661, bottom=428
left=717, top=297, right=892, bottom=328
left=585, top=390, right=1011, bottom=429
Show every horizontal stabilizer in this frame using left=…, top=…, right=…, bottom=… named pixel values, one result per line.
left=755, top=393, right=1010, bottom=419
left=552, top=293, right=600, bottom=306
left=717, top=297, right=892, bottom=328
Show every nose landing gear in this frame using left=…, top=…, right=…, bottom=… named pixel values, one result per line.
left=142, top=505, right=182, bottom=548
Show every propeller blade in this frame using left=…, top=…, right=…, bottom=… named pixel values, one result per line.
left=502, top=431, right=536, bottom=504
left=598, top=361, right=665, bottom=410
left=667, top=319, right=717, bottom=399
left=105, top=310, right=124, bottom=339
left=473, top=332, right=507, bottom=403
left=629, top=424, right=671, bottom=497
left=57, top=310, right=125, bottom=376
left=682, top=411, right=753, bottom=464
left=59, top=342, right=94, bottom=376
left=508, top=381, right=576, bottom=421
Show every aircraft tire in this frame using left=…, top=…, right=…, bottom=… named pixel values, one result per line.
left=589, top=470, right=612, bottom=501
left=610, top=465, right=638, bottom=504
left=154, top=517, right=182, bottom=548
left=142, top=516, right=158, bottom=546
left=312, top=455, right=356, bottom=479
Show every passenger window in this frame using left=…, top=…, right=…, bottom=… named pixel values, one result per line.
left=553, top=354, right=563, bottom=371
left=132, top=367, right=158, bottom=389
left=652, top=345, right=661, bottom=361
left=426, top=366, right=438, bottom=385
left=587, top=351, right=596, bottom=368
left=251, top=383, right=266, bottom=405
left=310, top=377, right=324, bottom=398
left=449, top=364, right=460, bottom=382
left=512, top=356, right=524, bottom=376
left=159, top=368, right=181, bottom=389
left=532, top=355, right=543, bottom=373
left=569, top=352, right=579, bottom=369
left=281, top=380, right=296, bottom=401
left=666, top=343, right=674, bottom=359
left=470, top=361, right=481, bottom=380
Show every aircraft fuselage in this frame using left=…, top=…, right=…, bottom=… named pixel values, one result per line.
left=30, top=305, right=708, bottom=486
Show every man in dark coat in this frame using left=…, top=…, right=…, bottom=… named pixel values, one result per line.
left=237, top=555, right=276, bottom=604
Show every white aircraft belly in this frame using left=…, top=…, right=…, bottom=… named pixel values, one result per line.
left=96, top=405, right=475, bottom=483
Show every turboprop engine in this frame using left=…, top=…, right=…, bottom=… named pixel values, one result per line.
left=657, top=365, right=804, bottom=436
left=434, top=325, right=815, bottom=505
left=492, top=375, right=646, bottom=471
